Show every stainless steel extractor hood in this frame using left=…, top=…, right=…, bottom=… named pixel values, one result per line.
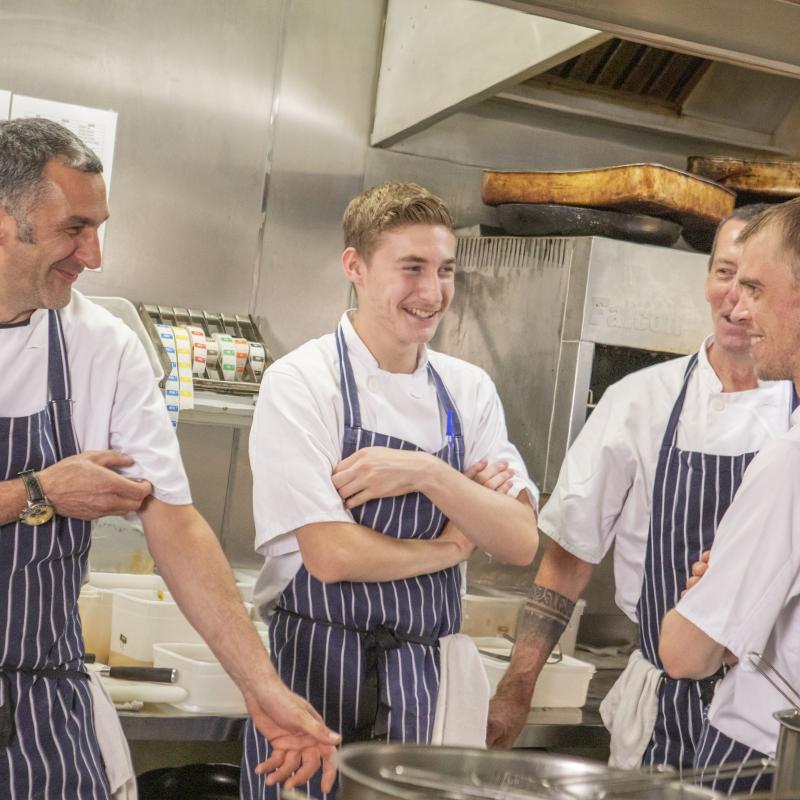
left=373, top=0, right=800, bottom=157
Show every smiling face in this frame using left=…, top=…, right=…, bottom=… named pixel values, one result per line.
left=734, top=225, right=800, bottom=383
left=705, top=217, right=752, bottom=357
left=0, top=159, right=108, bottom=320
left=343, top=223, right=456, bottom=370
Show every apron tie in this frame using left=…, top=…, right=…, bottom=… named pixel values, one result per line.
left=275, top=607, right=438, bottom=741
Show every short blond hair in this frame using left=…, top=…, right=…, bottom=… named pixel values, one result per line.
left=343, top=181, right=453, bottom=261
left=738, top=197, right=800, bottom=285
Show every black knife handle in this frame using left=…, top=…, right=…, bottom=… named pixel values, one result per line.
left=107, top=667, right=178, bottom=683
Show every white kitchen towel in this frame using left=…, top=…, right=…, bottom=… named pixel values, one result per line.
left=600, top=648, right=662, bottom=769
left=431, top=633, right=491, bottom=747
left=88, top=672, right=138, bottom=799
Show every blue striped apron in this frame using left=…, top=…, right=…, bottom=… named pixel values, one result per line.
left=638, top=353, right=756, bottom=774
left=0, top=311, right=109, bottom=799
left=241, top=324, right=464, bottom=800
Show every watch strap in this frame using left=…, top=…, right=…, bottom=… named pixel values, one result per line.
left=18, top=470, right=46, bottom=504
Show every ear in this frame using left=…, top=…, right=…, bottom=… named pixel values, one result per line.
left=342, top=246, right=367, bottom=289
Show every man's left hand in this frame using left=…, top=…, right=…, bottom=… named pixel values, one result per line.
left=333, top=447, right=436, bottom=509
left=246, top=678, right=339, bottom=791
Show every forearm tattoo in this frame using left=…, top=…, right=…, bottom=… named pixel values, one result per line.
left=516, top=584, right=575, bottom=652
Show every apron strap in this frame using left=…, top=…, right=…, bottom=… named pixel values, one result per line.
left=335, top=324, right=362, bottom=430
left=46, top=310, right=71, bottom=403
left=659, top=353, right=699, bottom=450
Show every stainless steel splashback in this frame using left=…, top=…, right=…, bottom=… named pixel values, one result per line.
left=434, top=235, right=711, bottom=494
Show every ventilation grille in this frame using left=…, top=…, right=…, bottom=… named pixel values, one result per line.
left=537, top=38, right=711, bottom=108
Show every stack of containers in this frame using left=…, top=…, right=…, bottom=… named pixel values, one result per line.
left=79, top=572, right=264, bottom=713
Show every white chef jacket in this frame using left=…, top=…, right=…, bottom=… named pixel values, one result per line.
left=0, top=290, right=191, bottom=506
left=540, top=336, right=793, bottom=622
left=250, top=311, right=538, bottom=615
left=676, top=406, right=800, bottom=756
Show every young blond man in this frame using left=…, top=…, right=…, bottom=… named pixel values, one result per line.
left=243, top=182, right=539, bottom=799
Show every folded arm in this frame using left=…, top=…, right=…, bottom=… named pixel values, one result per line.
left=332, top=448, right=538, bottom=565
left=660, top=609, right=726, bottom=680
left=296, top=518, right=473, bottom=583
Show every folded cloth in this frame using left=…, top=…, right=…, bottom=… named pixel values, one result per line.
left=431, top=633, right=491, bottom=747
left=600, top=648, right=662, bottom=769
left=88, top=672, right=138, bottom=799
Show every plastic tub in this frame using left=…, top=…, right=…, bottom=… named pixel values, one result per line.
left=460, top=593, right=524, bottom=638
left=109, top=588, right=204, bottom=667
left=88, top=571, right=167, bottom=591
left=475, top=636, right=595, bottom=708
left=559, top=598, right=586, bottom=657
left=153, top=642, right=246, bottom=714
left=78, top=585, right=114, bottom=663
left=461, top=594, right=586, bottom=656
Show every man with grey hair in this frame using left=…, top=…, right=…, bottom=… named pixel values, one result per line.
left=661, top=197, right=800, bottom=794
left=487, top=205, right=795, bottom=774
left=0, top=118, right=338, bottom=799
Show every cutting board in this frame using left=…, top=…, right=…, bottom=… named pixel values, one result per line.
left=87, top=664, right=189, bottom=705
left=482, top=164, right=735, bottom=251
left=688, top=156, right=800, bottom=201
left=100, top=677, right=189, bottom=705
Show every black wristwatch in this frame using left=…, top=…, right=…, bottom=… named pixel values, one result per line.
left=17, top=469, right=55, bottom=526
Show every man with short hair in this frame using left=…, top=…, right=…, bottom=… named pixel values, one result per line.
left=244, top=181, right=539, bottom=799
left=486, top=206, right=795, bottom=773
left=0, top=117, right=338, bottom=799
left=661, top=197, right=800, bottom=794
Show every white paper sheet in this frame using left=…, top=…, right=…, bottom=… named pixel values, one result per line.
left=10, top=95, right=118, bottom=253
left=10, top=94, right=117, bottom=187
left=0, top=91, right=10, bottom=120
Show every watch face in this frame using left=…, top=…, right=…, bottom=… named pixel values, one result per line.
left=21, top=503, right=55, bottom=526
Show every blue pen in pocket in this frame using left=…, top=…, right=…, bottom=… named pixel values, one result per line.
left=446, top=409, right=455, bottom=451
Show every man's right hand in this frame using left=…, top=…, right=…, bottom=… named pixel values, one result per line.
left=486, top=682, right=530, bottom=748
left=37, top=450, right=152, bottom=519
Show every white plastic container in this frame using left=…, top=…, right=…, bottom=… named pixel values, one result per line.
left=153, top=642, right=246, bottom=714
left=88, top=571, right=167, bottom=591
left=475, top=637, right=595, bottom=708
left=460, top=594, right=524, bottom=638
left=109, top=589, right=204, bottom=667
left=559, top=598, right=587, bottom=657
left=461, top=594, right=586, bottom=656
left=78, top=586, right=114, bottom=663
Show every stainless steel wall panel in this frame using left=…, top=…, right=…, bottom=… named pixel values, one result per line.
left=434, top=236, right=576, bottom=488
left=253, top=0, right=385, bottom=356
left=0, top=0, right=284, bottom=312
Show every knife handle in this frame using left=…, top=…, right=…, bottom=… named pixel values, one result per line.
left=107, top=667, right=178, bottom=683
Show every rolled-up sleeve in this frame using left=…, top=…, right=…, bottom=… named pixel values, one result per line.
left=110, top=334, right=192, bottom=506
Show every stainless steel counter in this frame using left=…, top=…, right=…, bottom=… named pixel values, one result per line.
left=119, top=705, right=247, bottom=741
left=119, top=668, right=618, bottom=749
